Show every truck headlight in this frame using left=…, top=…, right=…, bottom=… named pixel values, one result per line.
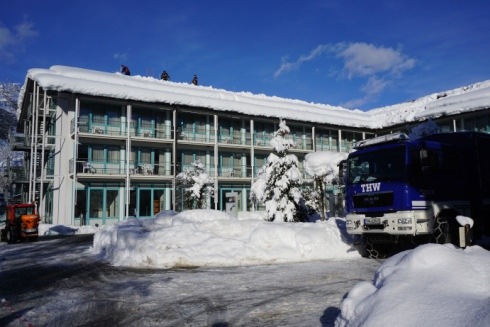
left=397, top=218, right=412, bottom=224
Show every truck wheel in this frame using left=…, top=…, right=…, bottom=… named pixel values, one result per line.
left=433, top=216, right=453, bottom=244
left=6, top=226, right=16, bottom=244
left=364, top=237, right=389, bottom=259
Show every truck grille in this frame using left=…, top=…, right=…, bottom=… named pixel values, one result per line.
left=353, top=192, right=393, bottom=208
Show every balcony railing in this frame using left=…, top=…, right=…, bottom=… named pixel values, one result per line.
left=218, top=132, right=252, bottom=146
left=253, top=132, right=274, bottom=147
left=11, top=134, right=29, bottom=148
left=72, top=118, right=173, bottom=140
left=71, top=159, right=173, bottom=176
left=10, top=167, right=27, bottom=181
left=178, top=127, right=216, bottom=143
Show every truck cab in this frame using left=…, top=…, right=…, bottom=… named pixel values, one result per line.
left=344, top=132, right=490, bottom=258
left=1, top=203, right=40, bottom=243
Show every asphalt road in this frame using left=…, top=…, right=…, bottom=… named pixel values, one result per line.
left=0, top=235, right=381, bottom=327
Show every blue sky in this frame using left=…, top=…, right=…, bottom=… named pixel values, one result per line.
left=1, top=0, right=490, bottom=110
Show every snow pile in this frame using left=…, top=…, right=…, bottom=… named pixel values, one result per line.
left=336, top=243, right=490, bottom=327
left=91, top=209, right=358, bottom=268
left=39, top=223, right=99, bottom=236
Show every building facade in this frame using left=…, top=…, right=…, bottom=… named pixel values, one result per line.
left=11, top=66, right=490, bottom=226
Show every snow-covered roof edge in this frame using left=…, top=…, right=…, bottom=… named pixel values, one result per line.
left=20, top=65, right=490, bottom=129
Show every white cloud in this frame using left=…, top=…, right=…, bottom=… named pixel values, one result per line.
left=275, top=42, right=416, bottom=108
left=334, top=42, right=415, bottom=79
left=274, top=44, right=331, bottom=78
left=0, top=20, right=38, bottom=61
left=15, top=21, right=38, bottom=39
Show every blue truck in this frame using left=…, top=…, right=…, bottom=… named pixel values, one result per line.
left=343, top=131, right=490, bottom=258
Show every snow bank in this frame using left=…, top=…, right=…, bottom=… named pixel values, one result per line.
left=39, top=223, right=99, bottom=236
left=335, top=243, right=490, bottom=327
left=91, top=210, right=358, bottom=268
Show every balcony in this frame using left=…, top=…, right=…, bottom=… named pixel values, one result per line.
left=71, top=160, right=173, bottom=177
left=178, top=127, right=215, bottom=143
left=218, top=133, right=252, bottom=146
left=178, top=164, right=253, bottom=179
left=11, top=134, right=29, bottom=150
left=72, top=118, right=173, bottom=141
left=253, top=132, right=274, bottom=147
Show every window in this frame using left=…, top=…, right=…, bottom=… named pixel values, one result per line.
left=92, top=147, right=105, bottom=162
left=316, top=129, right=339, bottom=151
left=107, top=147, right=120, bottom=163
left=348, top=146, right=405, bottom=184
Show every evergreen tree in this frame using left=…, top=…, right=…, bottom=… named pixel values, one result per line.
left=251, top=119, right=304, bottom=222
left=176, top=160, right=214, bottom=209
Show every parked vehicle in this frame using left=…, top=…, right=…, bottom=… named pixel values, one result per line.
left=1, top=203, right=40, bottom=243
left=343, top=132, right=490, bottom=258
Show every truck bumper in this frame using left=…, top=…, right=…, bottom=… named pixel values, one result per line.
left=346, top=210, right=431, bottom=236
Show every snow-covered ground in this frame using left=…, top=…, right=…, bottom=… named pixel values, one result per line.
left=32, top=209, right=490, bottom=326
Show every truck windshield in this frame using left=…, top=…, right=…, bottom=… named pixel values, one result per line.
left=347, top=146, right=406, bottom=184
left=15, top=206, right=35, bottom=218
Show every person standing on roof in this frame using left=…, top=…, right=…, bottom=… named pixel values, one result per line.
left=192, top=74, right=198, bottom=85
left=161, top=70, right=170, bottom=81
left=121, top=65, right=131, bottom=76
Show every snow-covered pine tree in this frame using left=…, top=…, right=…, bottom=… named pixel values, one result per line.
left=250, top=119, right=305, bottom=222
left=176, top=160, right=214, bottom=209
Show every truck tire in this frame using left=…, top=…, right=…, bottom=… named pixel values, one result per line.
left=6, top=226, right=16, bottom=244
left=364, top=237, right=389, bottom=259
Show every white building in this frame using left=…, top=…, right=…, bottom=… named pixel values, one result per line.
left=13, top=65, right=490, bottom=226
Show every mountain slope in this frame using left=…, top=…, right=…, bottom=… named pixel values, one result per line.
left=0, top=82, right=20, bottom=141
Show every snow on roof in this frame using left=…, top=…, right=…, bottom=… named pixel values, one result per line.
left=21, top=65, right=490, bottom=129
left=369, top=80, right=490, bottom=127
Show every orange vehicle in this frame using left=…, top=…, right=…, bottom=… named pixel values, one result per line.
left=1, top=203, right=40, bottom=244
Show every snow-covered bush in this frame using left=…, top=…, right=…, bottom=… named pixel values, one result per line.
left=250, top=119, right=305, bottom=222
left=302, top=186, right=321, bottom=219
left=176, top=160, right=214, bottom=210
left=304, top=151, right=347, bottom=220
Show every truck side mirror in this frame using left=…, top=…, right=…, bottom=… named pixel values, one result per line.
left=338, top=160, right=347, bottom=185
